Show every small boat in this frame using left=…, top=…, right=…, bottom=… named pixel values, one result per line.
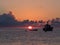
left=43, top=25, right=53, bottom=32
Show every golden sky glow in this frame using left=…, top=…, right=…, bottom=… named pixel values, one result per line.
left=0, top=0, right=60, bottom=21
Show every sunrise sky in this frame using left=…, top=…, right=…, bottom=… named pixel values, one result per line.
left=0, top=0, right=60, bottom=21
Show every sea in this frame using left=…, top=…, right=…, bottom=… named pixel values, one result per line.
left=0, top=27, right=60, bottom=45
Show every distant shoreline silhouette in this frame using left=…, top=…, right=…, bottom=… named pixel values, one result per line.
left=0, top=11, right=60, bottom=27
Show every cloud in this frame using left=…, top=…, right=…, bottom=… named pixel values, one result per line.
left=0, top=0, right=60, bottom=20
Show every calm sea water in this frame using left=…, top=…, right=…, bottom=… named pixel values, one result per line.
left=0, top=27, right=60, bottom=45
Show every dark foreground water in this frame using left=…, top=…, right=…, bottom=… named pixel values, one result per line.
left=0, top=27, right=60, bottom=45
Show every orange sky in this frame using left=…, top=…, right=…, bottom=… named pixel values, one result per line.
left=0, top=0, right=60, bottom=21
left=12, top=8, right=48, bottom=21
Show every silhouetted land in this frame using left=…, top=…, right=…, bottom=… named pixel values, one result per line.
left=0, top=11, right=60, bottom=27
